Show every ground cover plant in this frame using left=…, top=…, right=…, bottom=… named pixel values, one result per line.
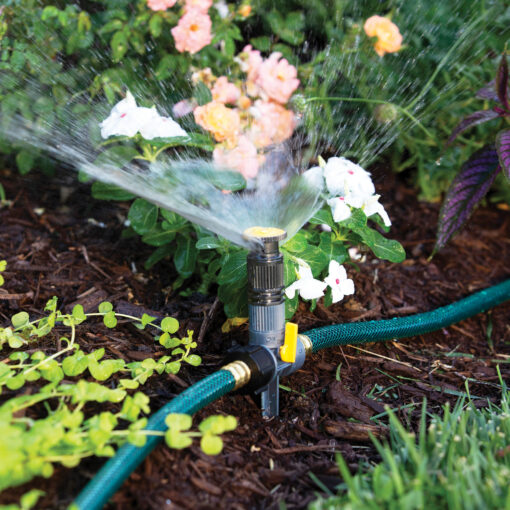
left=0, top=1, right=509, bottom=509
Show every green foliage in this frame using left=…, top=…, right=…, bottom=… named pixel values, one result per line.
left=0, top=297, right=228, bottom=505
left=165, top=413, right=237, bottom=455
left=310, top=380, right=510, bottom=510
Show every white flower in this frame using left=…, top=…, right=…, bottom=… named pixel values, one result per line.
left=323, top=157, right=375, bottom=198
left=324, top=260, right=355, bottom=303
left=139, top=114, right=188, bottom=140
left=214, top=1, right=229, bottom=19
left=285, top=265, right=327, bottom=301
left=301, top=165, right=324, bottom=190
left=362, top=194, right=392, bottom=227
left=100, top=91, right=187, bottom=140
left=327, top=196, right=352, bottom=222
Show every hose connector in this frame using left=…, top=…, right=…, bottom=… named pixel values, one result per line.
left=222, top=360, right=251, bottom=391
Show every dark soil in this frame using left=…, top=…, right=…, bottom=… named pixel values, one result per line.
left=0, top=164, right=509, bottom=510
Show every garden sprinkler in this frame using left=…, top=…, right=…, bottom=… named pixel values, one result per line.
left=225, top=227, right=311, bottom=418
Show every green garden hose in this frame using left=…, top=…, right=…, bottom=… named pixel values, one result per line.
left=73, top=278, right=510, bottom=510
left=73, top=370, right=236, bottom=510
left=306, top=278, right=510, bottom=352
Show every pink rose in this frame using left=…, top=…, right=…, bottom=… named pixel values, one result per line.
left=147, top=0, right=177, bottom=11
left=184, top=0, right=213, bottom=12
left=172, top=99, right=195, bottom=118
left=249, top=100, right=296, bottom=147
left=213, top=136, right=263, bottom=180
left=211, top=77, right=241, bottom=104
left=171, top=9, right=212, bottom=54
left=256, top=52, right=300, bottom=104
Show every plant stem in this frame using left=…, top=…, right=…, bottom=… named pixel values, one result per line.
left=306, top=96, right=435, bottom=141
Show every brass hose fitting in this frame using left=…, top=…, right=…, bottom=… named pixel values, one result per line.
left=298, top=334, right=313, bottom=355
left=222, top=360, right=251, bottom=391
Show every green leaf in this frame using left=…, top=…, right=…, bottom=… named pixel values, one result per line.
left=359, top=228, right=406, bottom=263
left=72, top=304, right=87, bottom=322
left=210, top=170, right=246, bottom=191
left=200, top=433, right=223, bottom=455
left=309, top=208, right=334, bottom=227
left=6, top=373, right=25, bottom=390
left=93, top=146, right=139, bottom=169
left=250, top=36, right=271, bottom=51
left=319, top=233, right=348, bottom=264
left=11, top=312, right=29, bottom=329
left=159, top=332, right=181, bottom=348
left=91, top=181, right=135, bottom=201
left=62, top=351, right=89, bottom=377
left=103, top=311, right=117, bottom=328
left=119, top=378, right=139, bottom=389
left=111, top=30, right=129, bottom=61
left=8, top=335, right=25, bottom=349
left=165, top=430, right=193, bottom=449
left=141, top=313, right=156, bottom=327
left=165, top=413, right=192, bottom=431
left=184, top=354, right=202, bottom=366
left=166, top=361, right=181, bottom=374
left=0, top=260, right=6, bottom=272
left=16, top=149, right=36, bottom=175
left=98, top=301, right=113, bottom=313
left=144, top=245, right=173, bottom=269
left=141, top=226, right=176, bottom=247
left=217, top=251, right=247, bottom=284
left=149, top=13, right=163, bottom=37
left=174, top=236, right=197, bottom=278
left=128, top=199, right=159, bottom=235
left=88, top=358, right=114, bottom=381
left=20, top=489, right=45, bottom=510
left=194, top=81, right=213, bottom=106
left=284, top=232, right=308, bottom=253
left=196, top=236, right=222, bottom=250
left=161, top=317, right=179, bottom=334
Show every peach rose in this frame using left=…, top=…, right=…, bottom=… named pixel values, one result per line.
left=238, top=5, right=252, bottom=17
left=249, top=100, right=296, bottom=147
left=213, top=136, right=262, bottom=179
left=364, top=15, right=403, bottom=57
left=147, top=0, right=177, bottom=11
left=256, top=52, right=300, bottom=104
left=171, top=9, right=212, bottom=54
left=194, top=101, right=240, bottom=142
left=211, top=77, right=241, bottom=104
left=184, top=0, right=213, bottom=13
left=239, top=45, right=263, bottom=82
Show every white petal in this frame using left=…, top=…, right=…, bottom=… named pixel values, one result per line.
left=284, top=281, right=299, bottom=299
left=301, top=166, right=324, bottom=190
left=327, top=197, right=351, bottom=222
left=330, top=285, right=343, bottom=304
left=215, top=1, right=229, bottom=18
left=363, top=195, right=392, bottom=226
left=299, top=279, right=327, bottom=300
left=140, top=115, right=188, bottom=140
left=297, top=266, right=314, bottom=280
left=340, top=278, right=355, bottom=296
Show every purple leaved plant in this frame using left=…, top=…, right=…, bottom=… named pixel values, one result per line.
left=435, top=53, right=510, bottom=253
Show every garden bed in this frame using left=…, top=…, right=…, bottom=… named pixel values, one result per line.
left=0, top=164, right=509, bottom=510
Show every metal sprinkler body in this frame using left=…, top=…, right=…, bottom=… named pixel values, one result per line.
left=239, top=227, right=309, bottom=418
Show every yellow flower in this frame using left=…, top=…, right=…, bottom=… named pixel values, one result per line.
left=238, top=5, right=251, bottom=17
left=364, top=15, right=402, bottom=57
left=194, top=101, right=240, bottom=143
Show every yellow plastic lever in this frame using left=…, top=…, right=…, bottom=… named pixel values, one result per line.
left=280, top=322, right=298, bottom=363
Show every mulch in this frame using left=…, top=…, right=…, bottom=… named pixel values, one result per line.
left=0, top=163, right=509, bottom=510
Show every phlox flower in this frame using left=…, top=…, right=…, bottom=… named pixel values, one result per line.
left=285, top=266, right=327, bottom=301
left=194, top=101, right=240, bottom=142
left=324, top=261, right=355, bottom=304
left=100, top=92, right=187, bottom=140
left=323, top=157, right=375, bottom=199
left=171, top=9, right=212, bottom=54
left=364, top=15, right=403, bottom=57
left=211, top=77, right=241, bottom=104
left=256, top=52, right=300, bottom=104
left=213, top=136, right=262, bottom=180
left=184, top=0, right=213, bottom=13
left=147, top=0, right=177, bottom=11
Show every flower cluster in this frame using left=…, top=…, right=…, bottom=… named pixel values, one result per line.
left=364, top=15, right=403, bottom=57
left=303, top=157, right=391, bottom=227
left=190, top=46, right=299, bottom=179
left=100, top=91, right=187, bottom=140
left=285, top=260, right=354, bottom=303
left=147, top=0, right=213, bottom=54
